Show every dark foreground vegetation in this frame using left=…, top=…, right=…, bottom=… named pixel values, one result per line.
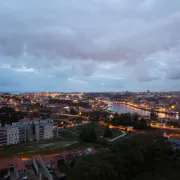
left=68, top=134, right=180, bottom=180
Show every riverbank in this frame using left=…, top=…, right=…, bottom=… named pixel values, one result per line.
left=112, top=102, right=177, bottom=116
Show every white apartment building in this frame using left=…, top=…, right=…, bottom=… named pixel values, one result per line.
left=53, top=121, right=58, bottom=137
left=0, top=128, right=7, bottom=147
left=0, top=125, right=26, bottom=146
left=13, top=119, right=55, bottom=142
left=35, top=120, right=54, bottom=141
left=6, top=126, right=19, bottom=145
left=18, top=125, right=26, bottom=144
left=0, top=119, right=56, bottom=147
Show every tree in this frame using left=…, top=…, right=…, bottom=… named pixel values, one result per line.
left=76, top=116, right=83, bottom=124
left=150, top=109, right=158, bottom=120
left=133, top=118, right=148, bottom=130
left=68, top=139, right=144, bottom=180
left=68, top=154, right=118, bottom=180
left=69, top=157, right=76, bottom=168
left=132, top=113, right=140, bottom=125
left=140, top=119, right=147, bottom=129
left=103, top=125, right=113, bottom=138
left=68, top=133, right=177, bottom=180
left=111, top=116, right=120, bottom=127
left=80, top=127, right=97, bottom=142
left=0, top=107, right=20, bottom=126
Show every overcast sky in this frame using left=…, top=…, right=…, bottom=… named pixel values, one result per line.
left=0, top=0, right=180, bottom=92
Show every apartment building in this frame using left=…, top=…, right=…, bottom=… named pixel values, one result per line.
left=18, top=125, right=26, bottom=144
left=35, top=120, right=54, bottom=141
left=0, top=128, right=7, bottom=147
left=0, top=119, right=56, bottom=147
left=12, top=119, right=55, bottom=141
left=0, top=124, right=26, bottom=146
left=53, top=121, right=58, bottom=137
left=6, top=126, right=19, bottom=145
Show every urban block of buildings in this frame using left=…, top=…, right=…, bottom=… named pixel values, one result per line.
left=0, top=119, right=58, bottom=147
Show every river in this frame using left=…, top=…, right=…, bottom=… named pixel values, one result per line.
left=108, top=104, right=179, bottom=119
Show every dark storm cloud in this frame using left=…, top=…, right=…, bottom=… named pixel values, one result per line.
left=0, top=0, right=180, bottom=62
left=0, top=0, right=180, bottom=91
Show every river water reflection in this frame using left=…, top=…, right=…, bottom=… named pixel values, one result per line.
left=108, top=104, right=179, bottom=119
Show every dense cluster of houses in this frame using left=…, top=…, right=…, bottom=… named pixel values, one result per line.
left=0, top=147, right=108, bottom=180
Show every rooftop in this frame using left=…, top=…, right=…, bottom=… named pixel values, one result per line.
left=40, top=156, right=51, bottom=165
left=0, top=157, right=26, bottom=171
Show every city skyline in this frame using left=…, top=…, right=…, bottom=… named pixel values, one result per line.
left=0, top=0, right=180, bottom=92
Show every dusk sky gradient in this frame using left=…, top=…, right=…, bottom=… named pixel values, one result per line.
left=0, top=0, right=180, bottom=92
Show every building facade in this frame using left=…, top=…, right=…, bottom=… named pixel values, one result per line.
left=0, top=119, right=56, bottom=147
left=0, top=125, right=26, bottom=146
left=6, top=126, right=19, bottom=145
left=18, top=125, right=26, bottom=144
left=0, top=128, right=7, bottom=147
left=35, top=120, right=54, bottom=141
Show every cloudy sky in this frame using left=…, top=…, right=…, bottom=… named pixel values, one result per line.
left=0, top=0, right=180, bottom=92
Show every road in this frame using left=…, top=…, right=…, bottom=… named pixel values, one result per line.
left=58, top=121, right=90, bottom=129
left=108, top=131, right=126, bottom=142
left=151, top=125, right=180, bottom=132
left=59, top=114, right=88, bottom=119
left=59, top=129, right=79, bottom=136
